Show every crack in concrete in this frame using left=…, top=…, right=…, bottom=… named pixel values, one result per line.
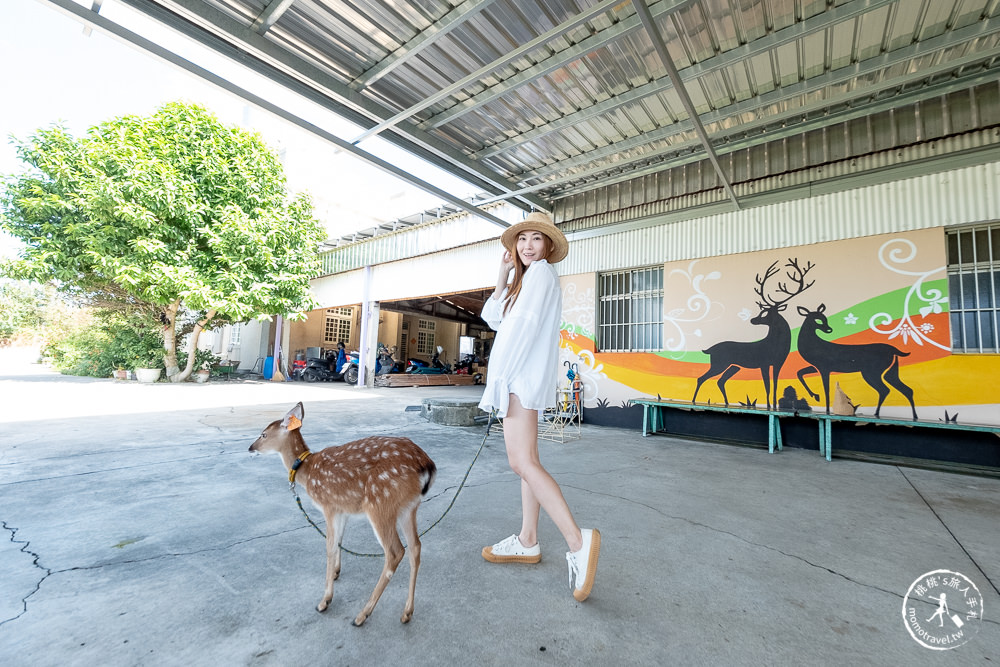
left=560, top=483, right=936, bottom=604
left=1, top=521, right=52, bottom=628
left=0, top=524, right=307, bottom=627
left=897, top=467, right=1000, bottom=598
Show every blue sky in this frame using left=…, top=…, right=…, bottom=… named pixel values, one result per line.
left=1, top=0, right=480, bottom=254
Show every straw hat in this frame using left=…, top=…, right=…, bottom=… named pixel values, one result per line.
left=501, top=212, right=569, bottom=264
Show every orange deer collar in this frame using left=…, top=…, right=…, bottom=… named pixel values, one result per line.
left=288, top=450, right=312, bottom=484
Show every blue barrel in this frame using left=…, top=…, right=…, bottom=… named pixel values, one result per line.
left=263, top=356, right=274, bottom=379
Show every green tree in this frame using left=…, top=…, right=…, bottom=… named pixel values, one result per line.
left=1, top=102, right=325, bottom=381
left=0, top=279, right=46, bottom=343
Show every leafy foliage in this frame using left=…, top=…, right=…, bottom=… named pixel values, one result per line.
left=1, top=102, right=326, bottom=380
left=0, top=279, right=46, bottom=343
left=43, top=311, right=165, bottom=376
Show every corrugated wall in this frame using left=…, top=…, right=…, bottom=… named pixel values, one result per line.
left=558, top=160, right=1000, bottom=275
left=311, top=160, right=1000, bottom=307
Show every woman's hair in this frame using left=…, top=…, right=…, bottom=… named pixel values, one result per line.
left=503, top=233, right=553, bottom=314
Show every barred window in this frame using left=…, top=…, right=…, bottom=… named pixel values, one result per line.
left=417, top=319, right=436, bottom=355
left=948, top=223, right=1000, bottom=353
left=228, top=324, right=241, bottom=346
left=598, top=266, right=664, bottom=352
left=324, top=307, right=353, bottom=346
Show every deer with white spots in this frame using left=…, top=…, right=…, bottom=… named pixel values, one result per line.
left=249, top=402, right=436, bottom=626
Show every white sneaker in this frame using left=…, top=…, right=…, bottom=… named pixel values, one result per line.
left=482, top=534, right=541, bottom=564
left=566, top=528, right=601, bottom=601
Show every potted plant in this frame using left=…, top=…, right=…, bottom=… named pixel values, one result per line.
left=113, top=365, right=128, bottom=381
left=192, top=348, right=221, bottom=383
left=132, top=338, right=165, bottom=384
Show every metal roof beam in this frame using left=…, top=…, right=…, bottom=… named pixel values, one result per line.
left=349, top=0, right=663, bottom=144
left=554, top=69, right=1000, bottom=199
left=110, top=0, right=547, bottom=210
left=632, top=0, right=739, bottom=209
left=354, top=0, right=500, bottom=88
left=473, top=64, right=1000, bottom=204
left=39, top=0, right=514, bottom=231
left=252, top=0, right=296, bottom=35
left=520, top=15, right=1000, bottom=183
left=476, top=0, right=899, bottom=160
left=423, top=0, right=700, bottom=130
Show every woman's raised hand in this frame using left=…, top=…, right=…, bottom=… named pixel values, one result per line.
left=493, top=250, right=515, bottom=298
left=500, top=250, right=515, bottom=275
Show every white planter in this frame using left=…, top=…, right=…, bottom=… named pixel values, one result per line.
left=194, top=369, right=211, bottom=383
left=134, top=368, right=162, bottom=383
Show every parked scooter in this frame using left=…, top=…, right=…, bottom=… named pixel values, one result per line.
left=300, top=349, right=359, bottom=384
left=406, top=346, right=451, bottom=374
left=431, top=346, right=452, bottom=373
left=453, top=353, right=484, bottom=384
left=375, top=343, right=406, bottom=375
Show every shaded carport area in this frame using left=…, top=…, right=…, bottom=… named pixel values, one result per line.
left=1, top=352, right=998, bottom=663
left=383, top=289, right=492, bottom=332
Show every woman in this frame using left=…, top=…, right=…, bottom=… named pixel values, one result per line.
left=478, top=211, right=600, bottom=602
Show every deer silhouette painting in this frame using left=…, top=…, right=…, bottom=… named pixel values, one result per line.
left=693, top=259, right=814, bottom=410
left=796, top=304, right=918, bottom=420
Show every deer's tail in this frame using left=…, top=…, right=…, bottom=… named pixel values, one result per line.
left=419, top=460, right=437, bottom=496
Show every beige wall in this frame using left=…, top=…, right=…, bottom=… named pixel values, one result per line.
left=286, top=306, right=462, bottom=366
left=288, top=306, right=361, bottom=358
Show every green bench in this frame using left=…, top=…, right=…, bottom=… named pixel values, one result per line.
left=629, top=398, right=1000, bottom=462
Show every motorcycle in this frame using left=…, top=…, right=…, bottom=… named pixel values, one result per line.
left=454, top=353, right=484, bottom=384
left=299, top=350, right=359, bottom=384
left=375, top=343, right=406, bottom=375
left=405, top=346, right=451, bottom=374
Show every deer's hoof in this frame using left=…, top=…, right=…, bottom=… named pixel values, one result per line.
left=316, top=600, right=329, bottom=613
left=353, top=613, right=368, bottom=627
left=401, top=611, right=413, bottom=624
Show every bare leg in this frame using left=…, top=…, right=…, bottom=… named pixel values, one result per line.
left=503, top=394, right=583, bottom=552
left=518, top=479, right=541, bottom=546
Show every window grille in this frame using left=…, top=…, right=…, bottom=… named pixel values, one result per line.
left=417, top=319, right=435, bottom=355
left=324, top=308, right=353, bottom=345
left=947, top=223, right=1000, bottom=353
left=229, top=324, right=241, bottom=346
left=598, top=266, right=664, bottom=352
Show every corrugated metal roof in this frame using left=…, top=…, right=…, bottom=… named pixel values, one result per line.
left=87, top=0, right=1000, bottom=228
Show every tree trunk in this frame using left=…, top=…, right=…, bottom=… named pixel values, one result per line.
left=170, top=308, right=217, bottom=383
left=164, top=300, right=181, bottom=379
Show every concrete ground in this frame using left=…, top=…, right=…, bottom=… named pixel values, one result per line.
left=1, top=347, right=998, bottom=666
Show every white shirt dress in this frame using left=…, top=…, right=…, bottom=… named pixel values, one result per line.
left=478, top=259, right=562, bottom=418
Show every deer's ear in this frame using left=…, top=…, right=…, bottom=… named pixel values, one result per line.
left=797, top=306, right=809, bottom=315
left=281, top=403, right=304, bottom=431
left=818, top=303, right=826, bottom=313
left=776, top=304, right=787, bottom=312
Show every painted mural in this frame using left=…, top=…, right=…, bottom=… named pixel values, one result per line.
left=558, top=227, right=1000, bottom=427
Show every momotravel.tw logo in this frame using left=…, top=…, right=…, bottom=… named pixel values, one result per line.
left=902, top=569, right=983, bottom=650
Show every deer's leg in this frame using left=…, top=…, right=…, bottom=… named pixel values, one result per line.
left=317, top=513, right=348, bottom=613
left=797, top=366, right=820, bottom=401
left=770, top=361, right=785, bottom=411
left=693, top=367, right=719, bottom=403
left=758, top=367, right=773, bottom=410
left=882, top=357, right=918, bottom=420
left=716, top=365, right=740, bottom=406
left=860, top=367, right=892, bottom=418
left=821, top=373, right=833, bottom=414
left=399, top=500, right=421, bottom=624
left=354, top=516, right=405, bottom=627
